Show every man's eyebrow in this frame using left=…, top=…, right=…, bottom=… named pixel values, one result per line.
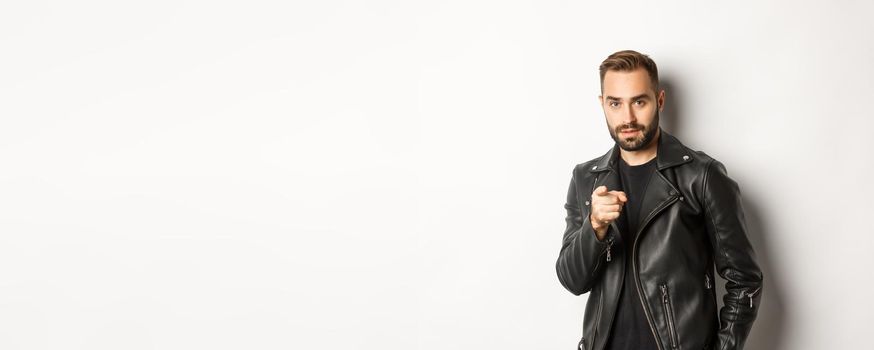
left=605, top=94, right=652, bottom=101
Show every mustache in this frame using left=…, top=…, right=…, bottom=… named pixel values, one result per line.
left=616, top=124, right=643, bottom=133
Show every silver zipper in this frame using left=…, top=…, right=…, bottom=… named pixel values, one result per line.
left=597, top=225, right=625, bottom=350
left=592, top=287, right=604, bottom=348
left=740, top=287, right=761, bottom=308
left=632, top=187, right=681, bottom=350
left=660, top=283, right=680, bottom=349
left=583, top=235, right=615, bottom=293
left=705, top=274, right=711, bottom=289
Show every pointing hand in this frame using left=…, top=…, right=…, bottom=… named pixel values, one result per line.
left=590, top=185, right=627, bottom=240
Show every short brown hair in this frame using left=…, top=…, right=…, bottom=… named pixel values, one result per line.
left=599, top=50, right=659, bottom=94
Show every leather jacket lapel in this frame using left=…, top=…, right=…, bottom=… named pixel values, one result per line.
left=636, top=170, right=680, bottom=232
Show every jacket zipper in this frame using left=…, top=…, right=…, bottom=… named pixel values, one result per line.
left=592, top=287, right=604, bottom=350
left=632, top=190, right=681, bottom=350
left=740, top=286, right=761, bottom=308
left=659, top=283, right=680, bottom=349
left=705, top=274, right=711, bottom=289
left=587, top=235, right=614, bottom=287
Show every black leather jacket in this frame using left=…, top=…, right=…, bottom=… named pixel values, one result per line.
left=556, top=128, right=763, bottom=350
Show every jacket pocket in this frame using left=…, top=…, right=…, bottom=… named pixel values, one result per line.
left=659, top=283, right=680, bottom=349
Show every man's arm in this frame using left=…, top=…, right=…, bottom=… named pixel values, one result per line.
left=702, top=159, right=764, bottom=350
left=555, top=169, right=615, bottom=296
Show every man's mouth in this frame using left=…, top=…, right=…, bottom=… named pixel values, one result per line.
left=620, top=128, right=639, bottom=135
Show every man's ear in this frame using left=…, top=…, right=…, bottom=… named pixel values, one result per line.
left=657, top=89, right=665, bottom=111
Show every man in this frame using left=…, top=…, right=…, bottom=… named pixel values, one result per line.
left=555, top=50, right=763, bottom=350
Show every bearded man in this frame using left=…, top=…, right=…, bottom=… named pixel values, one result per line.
left=556, top=49, right=764, bottom=350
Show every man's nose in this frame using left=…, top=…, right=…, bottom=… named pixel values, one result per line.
left=621, top=105, right=637, bottom=124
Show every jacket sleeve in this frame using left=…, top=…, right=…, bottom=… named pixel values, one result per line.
left=702, top=159, right=764, bottom=350
left=555, top=168, right=615, bottom=296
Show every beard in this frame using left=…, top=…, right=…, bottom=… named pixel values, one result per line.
left=608, top=109, right=660, bottom=151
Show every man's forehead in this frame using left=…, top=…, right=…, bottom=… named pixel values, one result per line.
left=602, top=68, right=655, bottom=95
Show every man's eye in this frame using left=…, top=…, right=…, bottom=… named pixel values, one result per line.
left=609, top=102, right=620, bottom=107
left=634, top=100, right=645, bottom=106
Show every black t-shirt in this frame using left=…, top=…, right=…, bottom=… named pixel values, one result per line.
left=604, top=156, right=659, bottom=350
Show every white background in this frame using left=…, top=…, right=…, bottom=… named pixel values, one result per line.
left=1, top=1, right=872, bottom=349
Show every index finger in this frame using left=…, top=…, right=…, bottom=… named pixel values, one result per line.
left=593, top=185, right=608, bottom=196
left=608, top=190, right=628, bottom=203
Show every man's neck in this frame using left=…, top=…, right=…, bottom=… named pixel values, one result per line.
left=619, top=129, right=660, bottom=166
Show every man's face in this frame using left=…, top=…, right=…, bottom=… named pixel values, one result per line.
left=599, top=68, right=664, bottom=151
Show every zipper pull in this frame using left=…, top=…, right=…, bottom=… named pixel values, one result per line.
left=739, top=288, right=760, bottom=308
left=705, top=274, right=711, bottom=289
left=605, top=237, right=614, bottom=262
left=746, top=287, right=761, bottom=308
left=660, top=284, right=668, bottom=303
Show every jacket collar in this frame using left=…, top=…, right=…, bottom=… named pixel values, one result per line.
left=588, top=127, right=693, bottom=173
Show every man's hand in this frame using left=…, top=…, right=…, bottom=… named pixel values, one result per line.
left=590, top=185, right=627, bottom=241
